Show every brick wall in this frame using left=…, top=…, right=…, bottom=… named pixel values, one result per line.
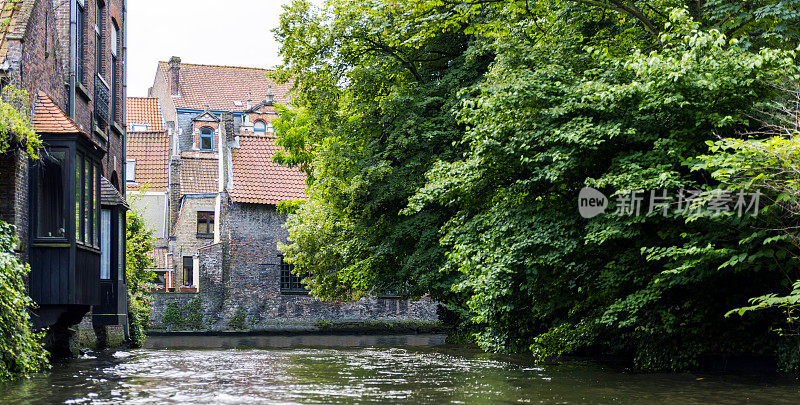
left=150, top=197, right=439, bottom=331
left=170, top=195, right=217, bottom=287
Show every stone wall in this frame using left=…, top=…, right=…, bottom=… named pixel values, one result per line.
left=149, top=200, right=440, bottom=332
left=170, top=195, right=217, bottom=287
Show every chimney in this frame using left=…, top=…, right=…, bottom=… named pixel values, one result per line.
left=168, top=56, right=181, bottom=96
left=221, top=112, right=235, bottom=143
left=246, top=90, right=252, bottom=110
left=265, top=86, right=274, bottom=105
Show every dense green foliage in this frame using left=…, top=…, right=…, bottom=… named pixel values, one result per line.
left=0, top=85, right=39, bottom=157
left=0, top=85, right=47, bottom=381
left=126, top=208, right=156, bottom=347
left=274, top=0, right=800, bottom=370
left=161, top=298, right=204, bottom=331
left=0, top=222, right=48, bottom=381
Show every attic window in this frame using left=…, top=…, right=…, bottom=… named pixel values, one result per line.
left=233, top=101, right=243, bottom=107
left=254, top=120, right=266, bottom=135
left=126, top=160, right=136, bottom=182
left=200, top=127, right=213, bottom=150
left=131, top=123, right=150, bottom=132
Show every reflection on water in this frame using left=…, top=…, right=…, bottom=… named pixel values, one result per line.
left=143, top=333, right=447, bottom=349
left=1, top=335, right=799, bottom=404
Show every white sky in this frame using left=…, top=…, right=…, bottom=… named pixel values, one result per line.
left=127, top=0, right=298, bottom=97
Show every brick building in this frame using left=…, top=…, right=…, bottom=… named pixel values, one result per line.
left=136, top=58, right=438, bottom=330
left=0, top=0, right=129, bottom=350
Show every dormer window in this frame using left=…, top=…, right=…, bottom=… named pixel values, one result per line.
left=131, top=123, right=149, bottom=132
left=254, top=120, right=266, bottom=135
left=200, top=127, right=213, bottom=150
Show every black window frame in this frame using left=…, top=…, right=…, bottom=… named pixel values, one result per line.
left=110, top=19, right=119, bottom=124
left=279, top=255, right=307, bottom=293
left=200, top=127, right=213, bottom=151
left=196, top=210, right=214, bottom=238
left=33, top=148, right=69, bottom=240
left=74, top=149, right=100, bottom=249
left=77, top=1, right=86, bottom=84
left=182, top=256, right=193, bottom=287
left=94, top=0, right=103, bottom=77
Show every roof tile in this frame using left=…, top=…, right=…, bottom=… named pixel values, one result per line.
left=33, top=91, right=84, bottom=134
left=127, top=131, right=169, bottom=191
left=180, top=153, right=218, bottom=194
left=231, top=135, right=306, bottom=205
left=126, top=97, right=164, bottom=131
left=159, top=62, right=290, bottom=112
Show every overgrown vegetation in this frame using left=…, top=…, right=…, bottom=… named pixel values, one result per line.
left=161, top=298, right=205, bottom=331
left=273, top=0, right=800, bottom=371
left=0, top=222, right=48, bottom=381
left=126, top=208, right=156, bottom=347
left=0, top=85, right=40, bottom=157
left=228, top=307, right=247, bottom=330
left=0, top=85, right=47, bottom=381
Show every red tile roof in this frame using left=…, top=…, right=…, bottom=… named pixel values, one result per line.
left=231, top=135, right=306, bottom=205
left=127, top=131, right=169, bottom=191
left=158, top=61, right=290, bottom=112
left=126, top=97, right=164, bottom=132
left=180, top=153, right=218, bottom=194
left=33, top=91, right=84, bottom=134
left=0, top=0, right=34, bottom=63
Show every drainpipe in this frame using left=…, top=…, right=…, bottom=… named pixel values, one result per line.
left=68, top=0, right=78, bottom=118
left=122, top=0, right=128, bottom=196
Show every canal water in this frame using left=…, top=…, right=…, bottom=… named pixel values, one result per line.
left=1, top=334, right=799, bottom=404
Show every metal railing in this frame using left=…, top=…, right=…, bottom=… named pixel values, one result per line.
left=95, top=74, right=110, bottom=126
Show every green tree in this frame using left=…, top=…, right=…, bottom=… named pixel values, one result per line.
left=126, top=208, right=156, bottom=347
left=0, top=85, right=40, bottom=157
left=0, top=85, right=47, bottom=381
left=274, top=0, right=800, bottom=370
left=0, top=222, right=48, bottom=381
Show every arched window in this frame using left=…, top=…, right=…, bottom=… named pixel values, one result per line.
left=254, top=120, right=266, bottom=135
left=200, top=127, right=213, bottom=150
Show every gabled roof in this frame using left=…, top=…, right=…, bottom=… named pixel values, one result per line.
left=0, top=0, right=35, bottom=63
left=180, top=152, right=218, bottom=194
left=101, top=176, right=129, bottom=208
left=127, top=131, right=169, bottom=192
left=230, top=135, right=306, bottom=205
left=32, top=91, right=84, bottom=134
left=158, top=61, right=290, bottom=112
left=126, top=97, right=164, bottom=132
left=192, top=110, right=219, bottom=122
left=244, top=100, right=277, bottom=114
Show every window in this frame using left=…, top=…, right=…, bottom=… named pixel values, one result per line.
left=100, top=209, right=111, bottom=279
left=94, top=163, right=100, bottom=246
left=75, top=151, right=99, bottom=246
left=182, top=256, right=193, bottom=286
left=77, top=1, right=86, bottom=83
left=279, top=255, right=306, bottom=292
left=118, top=211, right=125, bottom=281
left=75, top=154, right=82, bottom=242
left=95, top=0, right=103, bottom=76
left=254, top=120, right=266, bottom=135
left=196, top=211, right=214, bottom=236
left=131, top=123, right=149, bottom=132
left=36, top=150, right=67, bottom=238
left=126, top=159, right=135, bottom=182
left=110, top=21, right=118, bottom=123
left=200, top=127, right=213, bottom=150
left=84, top=159, right=92, bottom=245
